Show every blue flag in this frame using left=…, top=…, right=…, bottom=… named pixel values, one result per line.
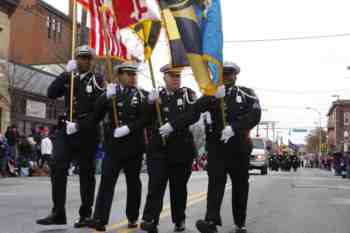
left=159, top=0, right=223, bottom=95
left=196, top=0, right=224, bottom=86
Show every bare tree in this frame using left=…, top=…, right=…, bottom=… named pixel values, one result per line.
left=305, top=128, right=327, bottom=154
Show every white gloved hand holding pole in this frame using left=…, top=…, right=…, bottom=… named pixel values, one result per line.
left=66, top=121, right=78, bottom=135
left=66, top=59, right=77, bottom=73
left=214, top=85, right=226, bottom=99
left=159, top=123, right=174, bottom=137
left=148, top=89, right=159, bottom=104
left=220, top=125, right=234, bottom=143
left=113, top=126, right=130, bottom=138
left=106, top=83, right=117, bottom=99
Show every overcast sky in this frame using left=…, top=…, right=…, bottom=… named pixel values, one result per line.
left=43, top=0, right=350, bottom=143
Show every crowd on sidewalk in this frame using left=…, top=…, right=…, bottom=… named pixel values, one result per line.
left=0, top=125, right=54, bottom=178
left=320, top=152, right=350, bottom=178
left=0, top=124, right=207, bottom=179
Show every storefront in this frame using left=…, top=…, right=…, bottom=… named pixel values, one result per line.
left=8, top=62, right=64, bottom=135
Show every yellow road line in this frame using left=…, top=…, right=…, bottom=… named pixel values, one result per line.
left=92, top=185, right=232, bottom=233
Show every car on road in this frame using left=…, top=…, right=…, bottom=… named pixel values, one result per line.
left=249, top=138, right=269, bottom=175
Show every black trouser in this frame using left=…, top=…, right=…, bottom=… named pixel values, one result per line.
left=49, top=129, right=97, bottom=218
left=40, top=154, right=51, bottom=168
left=204, top=141, right=250, bottom=227
left=142, top=157, right=192, bottom=225
left=93, top=154, right=143, bottom=225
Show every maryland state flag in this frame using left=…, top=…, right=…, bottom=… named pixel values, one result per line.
left=130, top=19, right=161, bottom=60
left=112, top=0, right=156, bottom=28
left=112, top=0, right=161, bottom=60
left=158, top=0, right=223, bottom=96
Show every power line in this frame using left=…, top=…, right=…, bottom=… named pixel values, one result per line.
left=156, top=33, right=350, bottom=45
left=224, top=33, right=350, bottom=43
left=262, top=105, right=329, bottom=110
left=254, top=87, right=350, bottom=95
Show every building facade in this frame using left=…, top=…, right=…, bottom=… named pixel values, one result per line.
left=9, top=0, right=71, bottom=65
left=0, top=0, right=19, bottom=133
left=8, top=62, right=64, bottom=135
left=327, top=100, right=350, bottom=153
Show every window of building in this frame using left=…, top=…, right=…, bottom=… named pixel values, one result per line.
left=47, top=16, right=51, bottom=39
left=57, top=22, right=61, bottom=41
left=52, top=18, right=56, bottom=41
left=344, top=112, right=350, bottom=126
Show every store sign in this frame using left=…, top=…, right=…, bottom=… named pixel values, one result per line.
left=292, top=128, right=308, bottom=133
left=26, top=100, right=46, bottom=119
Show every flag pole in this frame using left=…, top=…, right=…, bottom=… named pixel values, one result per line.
left=140, top=24, right=166, bottom=145
left=100, top=5, right=119, bottom=128
left=219, top=76, right=227, bottom=127
left=69, top=0, right=77, bottom=121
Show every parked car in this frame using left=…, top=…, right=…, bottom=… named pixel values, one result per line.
left=249, top=138, right=269, bottom=175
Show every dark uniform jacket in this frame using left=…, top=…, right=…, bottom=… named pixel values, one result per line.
left=147, top=87, right=199, bottom=163
left=89, top=85, right=148, bottom=160
left=176, top=84, right=261, bottom=154
left=47, top=71, right=104, bottom=147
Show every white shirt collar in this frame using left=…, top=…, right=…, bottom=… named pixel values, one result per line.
left=79, top=72, right=90, bottom=80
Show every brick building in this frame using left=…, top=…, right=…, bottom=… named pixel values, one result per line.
left=3, top=0, right=71, bottom=135
left=327, top=100, right=350, bottom=153
left=0, top=0, right=20, bottom=133
left=9, top=0, right=72, bottom=65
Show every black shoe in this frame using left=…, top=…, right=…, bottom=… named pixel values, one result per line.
left=36, top=213, right=67, bottom=225
left=74, top=216, right=92, bottom=228
left=88, top=218, right=106, bottom=232
left=128, top=220, right=138, bottom=228
left=235, top=226, right=247, bottom=233
left=140, top=220, right=158, bottom=233
left=196, top=220, right=218, bottom=233
left=174, top=221, right=186, bottom=232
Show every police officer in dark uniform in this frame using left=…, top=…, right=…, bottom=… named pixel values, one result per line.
left=121, top=65, right=149, bottom=164
left=191, top=62, right=261, bottom=233
left=140, top=65, right=199, bottom=233
left=88, top=62, right=148, bottom=231
left=36, top=45, right=104, bottom=227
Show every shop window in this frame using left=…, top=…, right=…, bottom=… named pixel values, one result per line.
left=47, top=16, right=51, bottom=39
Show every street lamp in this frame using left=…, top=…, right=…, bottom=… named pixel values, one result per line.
left=306, top=107, right=322, bottom=162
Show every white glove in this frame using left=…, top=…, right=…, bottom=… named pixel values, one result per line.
left=106, top=83, right=117, bottom=99
left=66, top=59, right=77, bottom=73
left=220, top=125, right=234, bottom=143
left=159, top=123, right=174, bottom=137
left=66, top=121, right=78, bottom=135
left=148, top=89, right=159, bottom=104
left=214, top=85, right=225, bottom=99
left=113, top=126, right=130, bottom=138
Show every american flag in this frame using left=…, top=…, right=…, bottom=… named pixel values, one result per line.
left=77, top=0, right=129, bottom=59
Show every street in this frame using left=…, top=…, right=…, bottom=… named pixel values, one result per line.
left=0, top=168, right=350, bottom=233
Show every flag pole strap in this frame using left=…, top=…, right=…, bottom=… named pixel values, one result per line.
left=219, top=76, right=227, bottom=127
left=100, top=5, right=119, bottom=128
left=148, top=57, right=167, bottom=145
left=69, top=0, right=78, bottom=122
left=141, top=26, right=166, bottom=145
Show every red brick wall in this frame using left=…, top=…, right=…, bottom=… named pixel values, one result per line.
left=9, top=0, right=71, bottom=65
left=333, top=104, right=350, bottom=151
